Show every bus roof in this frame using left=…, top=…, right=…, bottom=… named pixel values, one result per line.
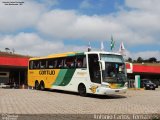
left=86, top=51, right=122, bottom=55
left=29, top=51, right=122, bottom=60
left=29, top=52, right=84, bottom=60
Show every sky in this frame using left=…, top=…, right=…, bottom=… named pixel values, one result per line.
left=0, top=0, right=160, bottom=60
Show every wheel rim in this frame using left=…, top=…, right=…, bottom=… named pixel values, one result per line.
left=40, top=83, right=44, bottom=90
left=35, top=82, right=39, bottom=90
left=79, top=85, right=86, bottom=96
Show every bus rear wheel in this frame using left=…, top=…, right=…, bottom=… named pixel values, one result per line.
left=35, top=81, right=39, bottom=90
left=78, top=84, right=87, bottom=97
left=40, top=81, right=45, bottom=91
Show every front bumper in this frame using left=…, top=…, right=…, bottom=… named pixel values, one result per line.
left=96, top=87, right=127, bottom=95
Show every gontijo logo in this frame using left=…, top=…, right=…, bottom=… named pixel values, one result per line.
left=39, top=70, right=55, bottom=75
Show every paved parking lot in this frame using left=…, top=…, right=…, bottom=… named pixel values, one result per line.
left=0, top=88, right=160, bottom=119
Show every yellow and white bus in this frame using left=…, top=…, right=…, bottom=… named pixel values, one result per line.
left=28, top=51, right=127, bottom=96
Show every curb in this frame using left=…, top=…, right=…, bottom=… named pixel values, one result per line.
left=128, top=88, right=145, bottom=90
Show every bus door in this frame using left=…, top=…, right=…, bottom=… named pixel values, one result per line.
left=88, top=54, right=101, bottom=84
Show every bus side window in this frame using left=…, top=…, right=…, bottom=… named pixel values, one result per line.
left=57, top=58, right=64, bottom=68
left=82, top=56, right=87, bottom=68
left=70, top=57, right=76, bottom=68
left=48, top=62, right=53, bottom=69
left=40, top=60, right=46, bottom=69
left=33, top=61, right=40, bottom=69
left=77, top=60, right=82, bottom=68
left=48, top=59, right=54, bottom=69
left=47, top=59, right=58, bottom=69
left=29, top=61, right=33, bottom=69
left=53, top=59, right=58, bottom=68
left=63, top=58, right=68, bottom=68
left=63, top=57, right=75, bottom=69
left=76, top=55, right=87, bottom=68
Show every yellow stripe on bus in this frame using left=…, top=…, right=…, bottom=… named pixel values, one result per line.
left=28, top=69, right=60, bottom=88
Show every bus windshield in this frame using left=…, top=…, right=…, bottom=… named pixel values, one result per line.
left=100, top=54, right=127, bottom=83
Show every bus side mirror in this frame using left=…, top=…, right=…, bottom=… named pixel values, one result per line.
left=99, top=60, right=105, bottom=71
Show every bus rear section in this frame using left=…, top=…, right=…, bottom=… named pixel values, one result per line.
left=27, top=52, right=88, bottom=93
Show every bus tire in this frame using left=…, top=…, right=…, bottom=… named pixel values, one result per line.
left=78, top=84, right=87, bottom=97
left=40, top=81, right=45, bottom=91
left=35, top=81, right=40, bottom=90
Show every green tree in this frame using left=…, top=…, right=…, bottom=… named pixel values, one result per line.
left=148, top=57, right=157, bottom=63
left=5, top=48, right=10, bottom=52
left=127, top=57, right=132, bottom=62
left=137, top=57, right=143, bottom=63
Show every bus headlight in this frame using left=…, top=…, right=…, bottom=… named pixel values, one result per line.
left=101, top=84, right=110, bottom=88
left=106, top=85, right=110, bottom=88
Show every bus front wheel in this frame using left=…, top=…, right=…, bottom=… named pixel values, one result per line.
left=78, top=84, right=87, bottom=97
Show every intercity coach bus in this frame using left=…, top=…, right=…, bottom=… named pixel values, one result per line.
left=28, top=51, right=127, bottom=96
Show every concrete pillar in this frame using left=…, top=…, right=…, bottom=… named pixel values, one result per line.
left=135, top=75, right=140, bottom=88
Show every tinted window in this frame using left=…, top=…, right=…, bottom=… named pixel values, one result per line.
left=88, top=54, right=101, bottom=83
left=47, top=59, right=57, bottom=69
left=76, top=55, right=87, bottom=68
left=29, top=61, right=33, bottom=69
left=57, top=58, right=64, bottom=68
left=33, top=60, right=40, bottom=69
left=29, top=55, right=87, bottom=69
left=64, top=57, right=76, bottom=68
left=40, top=60, right=46, bottom=69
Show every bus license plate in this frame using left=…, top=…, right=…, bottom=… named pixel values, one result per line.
left=115, top=90, right=119, bottom=92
